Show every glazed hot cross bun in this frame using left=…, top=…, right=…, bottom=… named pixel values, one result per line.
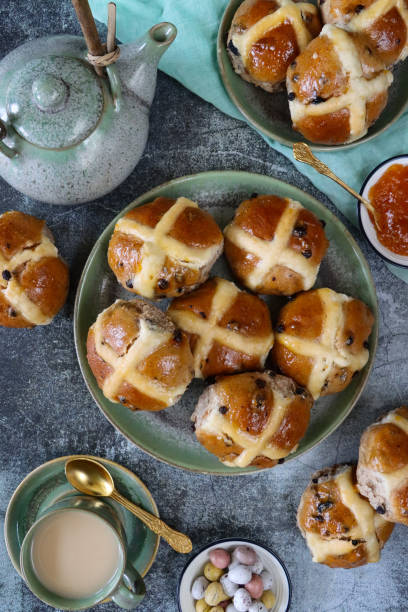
left=286, top=24, right=393, bottom=144
left=227, top=0, right=321, bottom=91
left=357, top=407, right=408, bottom=525
left=0, top=211, right=69, bottom=328
left=191, top=371, right=313, bottom=468
left=167, top=277, right=274, bottom=378
left=298, top=464, right=393, bottom=568
left=108, top=197, right=223, bottom=299
left=224, top=194, right=329, bottom=295
left=319, top=0, right=408, bottom=66
left=86, top=299, right=194, bottom=411
left=272, top=288, right=374, bottom=399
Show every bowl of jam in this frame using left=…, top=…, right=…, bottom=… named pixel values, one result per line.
left=359, top=155, right=408, bottom=268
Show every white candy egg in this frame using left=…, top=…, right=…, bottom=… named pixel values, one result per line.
left=249, top=554, right=264, bottom=575
left=233, top=587, right=252, bottom=612
left=260, top=570, right=275, bottom=591
left=228, top=564, right=253, bottom=585
left=226, top=605, right=240, bottom=612
left=233, top=545, right=257, bottom=566
left=191, top=576, right=210, bottom=600
left=248, top=603, right=267, bottom=612
left=220, top=573, right=239, bottom=597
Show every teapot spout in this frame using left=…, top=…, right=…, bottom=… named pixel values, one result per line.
left=116, top=22, right=177, bottom=109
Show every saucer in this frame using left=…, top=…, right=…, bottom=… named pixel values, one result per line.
left=4, top=455, right=160, bottom=583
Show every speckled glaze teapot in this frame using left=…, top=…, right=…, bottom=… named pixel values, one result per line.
left=0, top=20, right=176, bottom=205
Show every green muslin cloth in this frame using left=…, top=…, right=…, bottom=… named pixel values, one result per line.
left=90, top=0, right=408, bottom=283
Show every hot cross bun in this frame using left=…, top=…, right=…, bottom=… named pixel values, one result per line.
left=0, top=211, right=69, bottom=328
left=286, top=24, right=393, bottom=144
left=319, top=0, right=408, bottom=66
left=108, top=197, right=223, bottom=299
left=272, top=288, right=374, bottom=399
left=223, top=194, right=329, bottom=296
left=167, top=276, right=274, bottom=378
left=298, top=464, right=393, bottom=568
left=227, top=0, right=321, bottom=91
left=86, top=299, right=194, bottom=411
left=357, top=407, right=408, bottom=526
left=191, top=371, right=313, bottom=468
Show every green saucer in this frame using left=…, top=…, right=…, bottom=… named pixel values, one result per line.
left=4, top=455, right=160, bottom=584
left=74, top=170, right=378, bottom=475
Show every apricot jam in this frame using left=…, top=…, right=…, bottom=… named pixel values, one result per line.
left=368, top=163, right=408, bottom=256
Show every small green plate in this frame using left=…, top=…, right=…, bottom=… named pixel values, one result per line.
left=4, top=455, right=160, bottom=583
left=74, top=170, right=378, bottom=475
left=217, top=0, right=408, bottom=151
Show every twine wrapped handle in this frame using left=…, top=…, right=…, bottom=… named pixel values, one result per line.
left=87, top=2, right=120, bottom=67
left=87, top=43, right=120, bottom=67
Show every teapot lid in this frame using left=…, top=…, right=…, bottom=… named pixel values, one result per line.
left=6, top=56, right=103, bottom=149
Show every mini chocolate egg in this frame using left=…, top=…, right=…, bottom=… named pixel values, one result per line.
left=245, top=574, right=264, bottom=599
left=196, top=599, right=211, bottom=612
left=210, top=548, right=231, bottom=569
left=228, top=564, right=252, bottom=585
left=221, top=573, right=239, bottom=597
left=261, top=590, right=276, bottom=609
left=249, top=555, right=263, bottom=575
left=204, top=561, right=224, bottom=582
left=226, top=604, right=240, bottom=612
left=260, top=570, right=275, bottom=591
left=248, top=603, right=267, bottom=612
left=233, top=546, right=257, bottom=566
left=192, top=576, right=210, bottom=600
left=233, top=588, right=252, bottom=612
left=205, top=582, right=228, bottom=606
left=210, top=607, right=225, bottom=612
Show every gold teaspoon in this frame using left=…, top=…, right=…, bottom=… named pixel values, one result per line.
left=293, top=142, right=381, bottom=231
left=65, top=457, right=192, bottom=554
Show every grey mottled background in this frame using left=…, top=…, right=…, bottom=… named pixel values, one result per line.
left=1, top=2, right=408, bottom=611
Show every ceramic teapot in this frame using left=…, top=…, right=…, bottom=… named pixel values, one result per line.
left=0, top=22, right=176, bottom=205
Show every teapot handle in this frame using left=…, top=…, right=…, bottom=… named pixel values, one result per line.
left=0, top=120, right=17, bottom=159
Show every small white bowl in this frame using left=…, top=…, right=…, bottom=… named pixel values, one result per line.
left=359, top=154, right=408, bottom=268
left=177, top=538, right=291, bottom=612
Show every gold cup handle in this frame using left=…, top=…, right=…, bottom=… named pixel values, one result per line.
left=110, top=490, right=192, bottom=554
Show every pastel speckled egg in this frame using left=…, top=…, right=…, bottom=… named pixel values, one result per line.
left=233, top=588, right=252, bottom=611
left=226, top=604, right=240, bottom=612
left=233, top=546, right=257, bottom=566
left=192, top=577, right=210, bottom=600
left=249, top=555, right=264, bottom=575
left=260, top=571, right=275, bottom=591
left=261, top=590, right=276, bottom=609
left=205, top=582, right=228, bottom=606
left=248, top=603, right=267, bottom=612
left=210, top=548, right=231, bottom=569
left=204, top=561, right=224, bottom=582
left=228, top=564, right=252, bottom=585
left=209, top=607, right=225, bottom=612
left=196, top=599, right=211, bottom=612
left=221, top=573, right=239, bottom=597
left=245, top=574, right=264, bottom=599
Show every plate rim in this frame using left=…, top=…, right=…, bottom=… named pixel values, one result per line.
left=217, top=0, right=408, bottom=152
left=4, top=454, right=160, bottom=579
left=73, top=169, right=378, bottom=476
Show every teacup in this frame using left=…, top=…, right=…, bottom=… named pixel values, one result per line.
left=20, top=495, right=145, bottom=610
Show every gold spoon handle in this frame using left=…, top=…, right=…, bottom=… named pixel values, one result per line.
left=110, top=490, right=192, bottom=554
left=293, top=143, right=378, bottom=220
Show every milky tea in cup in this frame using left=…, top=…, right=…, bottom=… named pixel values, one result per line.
left=30, top=508, right=122, bottom=599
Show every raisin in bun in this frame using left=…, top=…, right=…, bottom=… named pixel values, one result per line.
left=87, top=299, right=194, bottom=411
left=167, top=277, right=274, bottom=378
left=191, top=371, right=312, bottom=468
left=286, top=25, right=393, bottom=144
left=319, top=0, right=408, bottom=66
left=298, top=464, right=393, bottom=568
left=272, top=288, right=374, bottom=399
left=224, top=194, right=329, bottom=295
left=357, top=407, right=408, bottom=526
left=0, top=211, right=69, bottom=328
left=227, top=0, right=321, bottom=92
left=108, top=197, right=223, bottom=299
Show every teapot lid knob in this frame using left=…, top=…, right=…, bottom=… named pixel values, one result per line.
left=32, top=74, right=68, bottom=112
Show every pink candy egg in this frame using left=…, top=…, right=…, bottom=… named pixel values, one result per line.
left=245, top=574, right=264, bottom=599
left=233, top=545, right=257, bottom=566
left=210, top=548, right=231, bottom=569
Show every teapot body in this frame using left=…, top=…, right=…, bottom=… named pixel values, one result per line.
left=0, top=35, right=150, bottom=205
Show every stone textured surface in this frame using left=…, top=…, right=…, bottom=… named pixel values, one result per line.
left=1, top=2, right=408, bottom=611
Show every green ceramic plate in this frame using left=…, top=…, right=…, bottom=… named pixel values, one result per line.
left=74, top=171, right=378, bottom=475
left=217, top=0, right=408, bottom=151
left=4, top=455, right=159, bottom=581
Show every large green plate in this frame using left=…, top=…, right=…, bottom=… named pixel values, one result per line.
left=74, top=171, right=378, bottom=475
left=217, top=0, right=408, bottom=151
